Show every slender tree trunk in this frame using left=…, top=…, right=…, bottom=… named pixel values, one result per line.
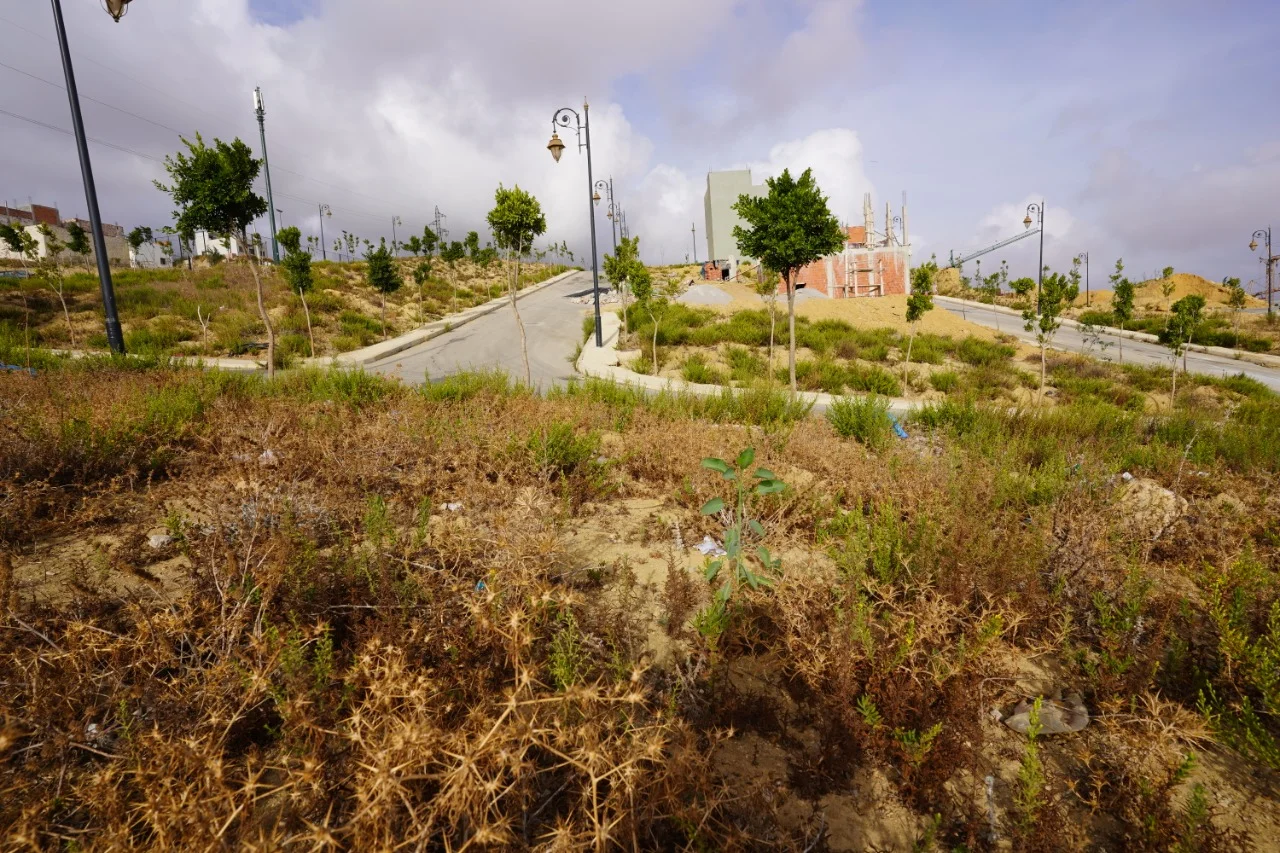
left=508, top=243, right=531, bottom=387
left=768, top=295, right=777, bottom=375
left=1171, top=356, right=1178, bottom=404
left=54, top=280, right=75, bottom=347
left=1040, top=342, right=1046, bottom=394
left=650, top=305, right=659, bottom=374
left=244, top=235, right=275, bottom=380
left=1118, top=334, right=1123, bottom=365
left=621, top=277, right=629, bottom=338
left=300, top=290, right=315, bottom=358
left=786, top=274, right=797, bottom=393
left=906, top=326, right=915, bottom=366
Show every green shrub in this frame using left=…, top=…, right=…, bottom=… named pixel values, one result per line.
left=681, top=353, right=727, bottom=385
left=524, top=421, right=600, bottom=477
left=827, top=395, right=894, bottom=450
left=929, top=370, right=960, bottom=393
left=956, top=336, right=1015, bottom=367
left=847, top=363, right=902, bottom=397
left=1078, top=310, right=1116, bottom=327
left=423, top=368, right=524, bottom=401
left=724, top=345, right=766, bottom=381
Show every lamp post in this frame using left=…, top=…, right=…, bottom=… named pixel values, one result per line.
left=548, top=100, right=603, bottom=348
left=692, top=222, right=698, bottom=265
left=593, top=178, right=619, bottom=254
left=1022, top=201, right=1045, bottom=310
left=1250, top=228, right=1275, bottom=319
left=50, top=0, right=127, bottom=353
left=391, top=215, right=402, bottom=256
left=1074, top=251, right=1089, bottom=306
left=318, top=203, right=331, bottom=260
left=253, top=87, right=279, bottom=263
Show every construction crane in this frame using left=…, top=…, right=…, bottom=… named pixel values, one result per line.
left=946, top=228, right=1040, bottom=269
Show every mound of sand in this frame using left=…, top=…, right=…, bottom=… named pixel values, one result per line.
left=693, top=281, right=1001, bottom=340
left=1079, top=273, right=1264, bottom=312
left=678, top=284, right=733, bottom=306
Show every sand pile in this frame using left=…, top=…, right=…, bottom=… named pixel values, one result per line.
left=1080, top=273, right=1264, bottom=312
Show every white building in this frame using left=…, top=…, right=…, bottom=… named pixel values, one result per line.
left=130, top=239, right=170, bottom=268
left=193, top=230, right=264, bottom=260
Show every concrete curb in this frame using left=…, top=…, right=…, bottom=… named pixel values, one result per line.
left=935, top=295, right=1280, bottom=369
left=306, top=268, right=580, bottom=368
left=574, top=312, right=922, bottom=416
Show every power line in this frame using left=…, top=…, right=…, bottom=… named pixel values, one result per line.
left=0, top=106, right=397, bottom=226
left=0, top=17, right=435, bottom=221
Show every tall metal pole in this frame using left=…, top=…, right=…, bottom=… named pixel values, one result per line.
left=391, top=216, right=401, bottom=256
left=584, top=103, right=603, bottom=348
left=50, top=0, right=124, bottom=353
left=1037, top=201, right=1044, bottom=308
left=318, top=204, right=329, bottom=260
left=254, top=87, right=279, bottom=263
left=692, top=222, right=698, bottom=265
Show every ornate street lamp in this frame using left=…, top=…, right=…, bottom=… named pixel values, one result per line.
left=1074, top=251, right=1090, bottom=306
left=594, top=177, right=619, bottom=253
left=1252, top=227, right=1275, bottom=318
left=49, top=0, right=127, bottom=352
left=1024, top=202, right=1045, bottom=310
left=103, top=0, right=132, bottom=22
left=547, top=100, right=603, bottom=347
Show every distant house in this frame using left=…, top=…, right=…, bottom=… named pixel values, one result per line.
left=0, top=201, right=129, bottom=264
left=787, top=193, right=913, bottom=298
left=193, top=230, right=262, bottom=260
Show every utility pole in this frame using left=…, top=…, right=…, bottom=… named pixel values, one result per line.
left=433, top=206, right=447, bottom=256
left=1075, top=252, right=1089, bottom=306
left=318, top=204, right=330, bottom=260
left=391, top=215, right=401, bottom=256
left=253, top=87, right=279, bottom=263
left=50, top=0, right=124, bottom=353
left=692, top=222, right=698, bottom=265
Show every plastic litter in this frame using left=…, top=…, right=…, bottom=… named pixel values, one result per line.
left=475, top=580, right=487, bottom=592
left=444, top=502, right=463, bottom=512
left=1121, top=471, right=1134, bottom=483
left=889, top=415, right=909, bottom=440
left=2, top=364, right=36, bottom=375
left=695, top=535, right=726, bottom=557
left=258, top=449, right=279, bottom=467
left=147, top=534, right=175, bottom=550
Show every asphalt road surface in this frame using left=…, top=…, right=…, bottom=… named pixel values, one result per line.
left=366, top=270, right=604, bottom=390
left=939, top=301, right=1280, bottom=392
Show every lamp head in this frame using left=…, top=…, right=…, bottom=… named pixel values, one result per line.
left=103, top=0, right=131, bottom=22
left=1023, top=213, right=1033, bottom=231
left=547, top=132, right=565, bottom=163
left=593, top=191, right=601, bottom=206
left=1251, top=239, right=1259, bottom=252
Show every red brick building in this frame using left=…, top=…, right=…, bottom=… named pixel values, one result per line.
left=784, top=193, right=913, bottom=298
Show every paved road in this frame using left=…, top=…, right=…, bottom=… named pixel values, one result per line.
left=939, top=301, right=1280, bottom=392
left=366, top=270, right=605, bottom=390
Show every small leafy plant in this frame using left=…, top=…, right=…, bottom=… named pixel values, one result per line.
left=693, top=448, right=785, bottom=649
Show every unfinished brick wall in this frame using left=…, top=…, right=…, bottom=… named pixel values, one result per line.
left=784, top=245, right=911, bottom=298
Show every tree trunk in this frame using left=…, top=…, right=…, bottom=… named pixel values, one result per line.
left=1040, top=343, right=1046, bottom=394
left=300, top=290, right=315, bottom=358
left=768, top=296, right=777, bottom=375
left=1118, top=334, right=1123, bottom=365
left=786, top=274, right=797, bottom=393
left=509, top=243, right=531, bottom=387
left=621, top=278, right=629, bottom=338
left=1171, top=358, right=1178, bottom=405
left=906, top=326, right=915, bottom=366
left=244, top=237, right=275, bottom=380
left=649, top=305, right=660, bottom=374
left=54, top=283, right=76, bottom=347
left=381, top=293, right=387, bottom=339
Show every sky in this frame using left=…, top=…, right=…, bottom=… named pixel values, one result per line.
left=2, top=0, right=1278, bottom=291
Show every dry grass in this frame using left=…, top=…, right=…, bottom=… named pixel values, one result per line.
left=1, top=363, right=1277, bottom=849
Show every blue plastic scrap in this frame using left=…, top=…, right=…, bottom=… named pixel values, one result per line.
left=2, top=364, right=36, bottom=375
left=889, top=415, right=909, bottom=440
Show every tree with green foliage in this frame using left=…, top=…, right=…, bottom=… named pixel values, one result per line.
left=732, top=168, right=846, bottom=391
left=1162, top=266, right=1175, bottom=280
left=412, top=259, right=433, bottom=321
left=487, top=183, right=547, bottom=386
left=1010, top=277, right=1036, bottom=299
left=440, top=241, right=465, bottom=265
left=364, top=238, right=400, bottom=337
left=421, top=226, right=438, bottom=258
left=0, top=223, right=39, bottom=364
left=277, top=225, right=315, bottom=356
left=125, top=225, right=153, bottom=263
left=1166, top=294, right=1205, bottom=401
left=626, top=252, right=670, bottom=374
left=474, top=244, right=498, bottom=268
left=904, top=289, right=934, bottom=366
left=1225, top=276, right=1246, bottom=338
left=405, top=235, right=422, bottom=257
left=1023, top=270, right=1078, bottom=393
left=344, top=231, right=359, bottom=262
left=464, top=231, right=481, bottom=260
left=603, top=234, right=643, bottom=338
left=66, top=221, right=91, bottom=264
left=155, top=133, right=275, bottom=376
left=911, top=255, right=939, bottom=295
left=1111, top=258, right=1135, bottom=365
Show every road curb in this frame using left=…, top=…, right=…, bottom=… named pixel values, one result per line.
left=307, top=268, right=580, bottom=368
left=935, top=295, right=1280, bottom=369
left=574, top=312, right=922, bottom=416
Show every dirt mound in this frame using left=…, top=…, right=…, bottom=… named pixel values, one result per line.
left=933, top=267, right=965, bottom=296
left=1082, top=273, right=1264, bottom=312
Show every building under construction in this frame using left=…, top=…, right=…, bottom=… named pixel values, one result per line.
left=789, top=193, right=912, bottom=298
